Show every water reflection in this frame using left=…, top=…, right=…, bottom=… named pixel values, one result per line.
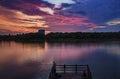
left=0, top=41, right=46, bottom=64
left=0, top=41, right=120, bottom=79
left=0, top=41, right=49, bottom=79
left=0, top=61, right=42, bottom=79
left=45, top=43, right=97, bottom=63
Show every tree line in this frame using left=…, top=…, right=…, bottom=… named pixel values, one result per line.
left=0, top=32, right=120, bottom=42
left=0, top=33, right=45, bottom=42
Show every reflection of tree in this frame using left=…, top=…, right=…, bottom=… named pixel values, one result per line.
left=21, top=41, right=45, bottom=48
left=39, top=42, right=45, bottom=48
left=21, top=42, right=46, bottom=62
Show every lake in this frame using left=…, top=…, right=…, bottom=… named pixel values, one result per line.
left=0, top=41, right=120, bottom=79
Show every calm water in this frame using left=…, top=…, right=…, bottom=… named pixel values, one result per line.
left=0, top=41, right=120, bottom=79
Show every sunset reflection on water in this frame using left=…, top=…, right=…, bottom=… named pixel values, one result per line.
left=0, top=41, right=120, bottom=79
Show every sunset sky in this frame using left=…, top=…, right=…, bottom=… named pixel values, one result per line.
left=0, top=0, right=120, bottom=35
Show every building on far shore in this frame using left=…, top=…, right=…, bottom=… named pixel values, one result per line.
left=38, top=29, right=45, bottom=36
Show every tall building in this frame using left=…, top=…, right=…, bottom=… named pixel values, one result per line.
left=38, top=29, right=45, bottom=36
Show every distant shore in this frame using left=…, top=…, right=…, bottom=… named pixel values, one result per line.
left=0, top=32, right=120, bottom=42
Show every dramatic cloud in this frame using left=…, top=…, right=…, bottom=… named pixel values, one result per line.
left=0, top=0, right=120, bottom=34
left=0, top=6, right=47, bottom=34
left=44, top=14, right=96, bottom=26
left=67, top=0, right=120, bottom=31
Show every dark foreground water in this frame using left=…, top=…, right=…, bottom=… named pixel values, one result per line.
left=0, top=41, right=120, bottom=79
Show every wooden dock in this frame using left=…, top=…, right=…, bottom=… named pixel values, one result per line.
left=48, top=62, right=92, bottom=79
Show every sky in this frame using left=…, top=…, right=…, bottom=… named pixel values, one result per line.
left=0, top=0, right=120, bottom=35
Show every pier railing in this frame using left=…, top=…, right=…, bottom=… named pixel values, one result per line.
left=49, top=62, right=92, bottom=79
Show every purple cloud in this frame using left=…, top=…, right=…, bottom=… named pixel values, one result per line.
left=0, top=0, right=54, bottom=16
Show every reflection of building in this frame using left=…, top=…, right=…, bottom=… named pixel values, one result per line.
left=38, top=29, right=45, bottom=36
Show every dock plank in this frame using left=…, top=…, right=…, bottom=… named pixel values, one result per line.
left=58, top=73, right=83, bottom=79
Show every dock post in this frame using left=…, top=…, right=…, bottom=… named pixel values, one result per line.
left=53, top=61, right=56, bottom=74
left=75, top=64, right=77, bottom=74
left=87, top=65, right=92, bottom=79
left=49, top=61, right=56, bottom=79
left=64, top=64, right=66, bottom=74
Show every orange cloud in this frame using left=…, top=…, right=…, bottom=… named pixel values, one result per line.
left=0, top=6, right=48, bottom=34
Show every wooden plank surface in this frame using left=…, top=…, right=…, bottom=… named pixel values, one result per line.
left=52, top=73, right=85, bottom=79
